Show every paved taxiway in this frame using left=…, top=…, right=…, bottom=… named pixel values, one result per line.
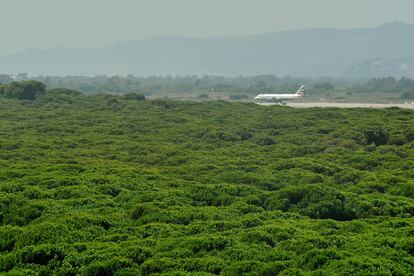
left=257, top=102, right=414, bottom=109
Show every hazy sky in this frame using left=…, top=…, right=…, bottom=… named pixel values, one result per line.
left=1, top=0, right=413, bottom=57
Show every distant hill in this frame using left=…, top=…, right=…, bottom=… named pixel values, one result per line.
left=342, top=56, right=414, bottom=79
left=1, top=21, right=414, bottom=77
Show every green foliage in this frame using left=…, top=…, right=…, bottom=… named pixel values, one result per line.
left=401, top=90, right=414, bottom=99
left=364, top=126, right=389, bottom=145
left=358, top=76, right=414, bottom=94
left=79, top=258, right=136, bottom=276
left=122, top=93, right=145, bottom=100
left=313, top=82, right=335, bottom=91
left=405, top=127, right=414, bottom=141
left=0, top=96, right=413, bottom=274
left=265, top=185, right=356, bottom=221
left=47, top=88, right=82, bottom=96
left=1, top=80, right=46, bottom=100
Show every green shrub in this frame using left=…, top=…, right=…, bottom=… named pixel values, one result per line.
left=364, top=126, right=389, bottom=146
left=80, top=258, right=135, bottom=276
left=123, top=93, right=145, bottom=100
left=261, top=261, right=291, bottom=275
left=127, top=247, right=152, bottom=265
left=2, top=80, right=46, bottom=100
left=265, top=186, right=356, bottom=221
left=224, top=261, right=263, bottom=275
left=0, top=194, right=45, bottom=226
left=298, top=249, right=339, bottom=270
left=141, top=258, right=177, bottom=275
left=241, top=230, right=274, bottom=246
left=17, top=244, right=66, bottom=266
left=405, top=127, right=414, bottom=141
left=255, top=137, right=277, bottom=146
left=333, top=170, right=361, bottom=185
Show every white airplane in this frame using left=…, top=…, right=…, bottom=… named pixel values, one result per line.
left=254, top=85, right=305, bottom=105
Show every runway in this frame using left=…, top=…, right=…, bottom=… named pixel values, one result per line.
left=257, top=102, right=414, bottom=109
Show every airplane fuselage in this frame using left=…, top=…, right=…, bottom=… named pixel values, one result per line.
left=254, top=94, right=302, bottom=101
left=254, top=85, right=305, bottom=103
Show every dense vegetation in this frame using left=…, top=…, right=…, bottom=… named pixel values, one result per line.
left=0, top=80, right=46, bottom=100
left=0, top=89, right=413, bottom=275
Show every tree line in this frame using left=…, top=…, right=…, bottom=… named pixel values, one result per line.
left=2, top=75, right=414, bottom=100
left=0, top=81, right=46, bottom=100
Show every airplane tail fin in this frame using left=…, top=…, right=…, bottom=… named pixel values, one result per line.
left=296, top=85, right=305, bottom=96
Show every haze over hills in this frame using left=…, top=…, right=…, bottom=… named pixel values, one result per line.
left=1, top=21, right=414, bottom=78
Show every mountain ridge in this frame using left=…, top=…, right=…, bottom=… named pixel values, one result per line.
left=1, top=22, right=414, bottom=77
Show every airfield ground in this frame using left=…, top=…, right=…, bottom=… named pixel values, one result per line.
left=257, top=102, right=414, bottom=109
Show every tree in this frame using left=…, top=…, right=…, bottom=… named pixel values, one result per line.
left=397, top=77, right=414, bottom=90
left=364, top=126, right=389, bottom=146
left=47, top=88, right=82, bottom=96
left=3, top=81, right=46, bottom=100
left=123, top=93, right=145, bottom=100
left=314, top=82, right=335, bottom=90
left=400, top=90, right=414, bottom=99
